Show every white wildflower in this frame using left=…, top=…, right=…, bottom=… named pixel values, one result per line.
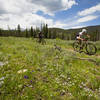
left=68, top=92, right=72, bottom=96
left=79, top=85, right=82, bottom=88
left=28, top=85, right=32, bottom=88
left=0, top=61, right=8, bottom=67
left=72, top=83, right=75, bottom=86
left=89, top=94, right=93, bottom=97
left=18, top=69, right=28, bottom=74
left=68, top=77, right=70, bottom=80
left=0, top=77, right=5, bottom=81
left=60, top=74, right=65, bottom=78
left=0, top=81, right=4, bottom=87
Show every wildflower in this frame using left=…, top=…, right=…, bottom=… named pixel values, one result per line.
left=79, top=85, right=82, bottom=88
left=30, top=80, right=33, bottom=83
left=0, top=77, right=5, bottom=81
left=50, top=94, right=53, bottom=97
left=89, top=94, right=93, bottom=97
left=24, top=75, right=29, bottom=79
left=60, top=74, right=65, bottom=78
left=68, top=92, right=72, bottom=96
left=18, top=69, right=28, bottom=74
left=84, top=87, right=90, bottom=92
left=28, top=85, right=32, bottom=88
left=68, top=77, right=70, bottom=80
left=0, top=62, right=5, bottom=66
left=72, top=83, right=75, bottom=86
left=0, top=81, right=4, bottom=87
left=62, top=82, right=67, bottom=85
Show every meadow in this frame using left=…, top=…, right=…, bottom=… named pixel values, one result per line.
left=0, top=37, right=100, bottom=100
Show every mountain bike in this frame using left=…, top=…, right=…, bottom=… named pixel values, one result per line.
left=73, top=38, right=97, bottom=55
left=36, top=38, right=46, bottom=45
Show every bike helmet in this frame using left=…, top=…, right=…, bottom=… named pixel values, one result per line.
left=82, top=29, right=87, bottom=33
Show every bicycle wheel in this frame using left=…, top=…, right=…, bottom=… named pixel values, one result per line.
left=36, top=39, right=40, bottom=44
left=36, top=38, right=42, bottom=44
left=86, top=43, right=97, bottom=55
left=73, top=42, right=80, bottom=52
left=41, top=39, right=46, bottom=45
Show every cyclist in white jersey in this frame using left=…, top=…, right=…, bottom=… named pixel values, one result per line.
left=76, top=29, right=90, bottom=50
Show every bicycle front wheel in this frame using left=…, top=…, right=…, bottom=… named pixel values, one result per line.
left=86, top=43, right=97, bottom=55
left=73, top=42, right=80, bottom=52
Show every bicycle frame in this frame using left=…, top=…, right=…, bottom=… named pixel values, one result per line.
left=77, top=38, right=89, bottom=49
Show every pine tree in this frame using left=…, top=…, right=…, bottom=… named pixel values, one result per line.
left=48, top=29, right=51, bottom=39
left=96, top=30, right=99, bottom=41
left=45, top=24, right=48, bottom=38
left=30, top=26, right=34, bottom=37
left=17, top=24, right=21, bottom=37
left=0, top=28, right=2, bottom=36
left=53, top=30, right=57, bottom=39
left=25, top=28, right=28, bottom=38
left=7, top=25, right=11, bottom=36
left=35, top=27, right=40, bottom=38
left=62, top=33, right=65, bottom=40
left=33, top=29, right=36, bottom=38
left=42, top=24, right=45, bottom=38
left=42, top=24, right=49, bottom=38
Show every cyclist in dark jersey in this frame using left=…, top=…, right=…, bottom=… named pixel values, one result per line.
left=38, top=31, right=43, bottom=43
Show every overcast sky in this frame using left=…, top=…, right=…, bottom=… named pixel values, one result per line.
left=0, top=0, right=100, bottom=29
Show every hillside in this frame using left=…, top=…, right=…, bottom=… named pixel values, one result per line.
left=0, top=37, right=100, bottom=100
left=49, top=25, right=100, bottom=34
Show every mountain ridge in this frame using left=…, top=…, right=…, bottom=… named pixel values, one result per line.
left=49, top=25, right=100, bottom=34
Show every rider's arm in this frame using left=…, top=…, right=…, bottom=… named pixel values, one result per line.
left=78, top=35, right=84, bottom=41
left=87, top=34, right=90, bottom=38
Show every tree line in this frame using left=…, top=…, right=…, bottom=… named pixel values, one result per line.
left=0, top=24, right=100, bottom=41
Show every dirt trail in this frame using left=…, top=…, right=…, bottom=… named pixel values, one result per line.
left=96, top=55, right=100, bottom=58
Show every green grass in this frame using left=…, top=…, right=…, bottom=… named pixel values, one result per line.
left=0, top=37, right=100, bottom=100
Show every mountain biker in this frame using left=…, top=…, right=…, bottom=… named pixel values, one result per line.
left=76, top=29, right=90, bottom=50
left=38, top=31, right=43, bottom=43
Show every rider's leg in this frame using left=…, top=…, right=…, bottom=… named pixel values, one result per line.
left=77, top=38, right=82, bottom=46
left=76, top=37, right=83, bottom=52
left=38, top=38, right=40, bottom=42
left=78, top=39, right=83, bottom=51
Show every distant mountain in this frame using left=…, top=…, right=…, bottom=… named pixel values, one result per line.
left=49, top=25, right=100, bottom=34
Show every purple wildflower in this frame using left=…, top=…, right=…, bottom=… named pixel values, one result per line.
left=24, top=75, right=29, bottom=79
left=30, top=80, right=33, bottom=83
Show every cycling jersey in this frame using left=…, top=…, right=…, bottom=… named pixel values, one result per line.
left=76, top=31, right=87, bottom=39
left=76, top=29, right=88, bottom=41
left=79, top=32, right=83, bottom=36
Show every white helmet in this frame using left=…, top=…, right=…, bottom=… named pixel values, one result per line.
left=82, top=29, right=87, bottom=33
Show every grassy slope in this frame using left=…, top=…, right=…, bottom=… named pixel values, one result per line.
left=0, top=37, right=100, bottom=100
